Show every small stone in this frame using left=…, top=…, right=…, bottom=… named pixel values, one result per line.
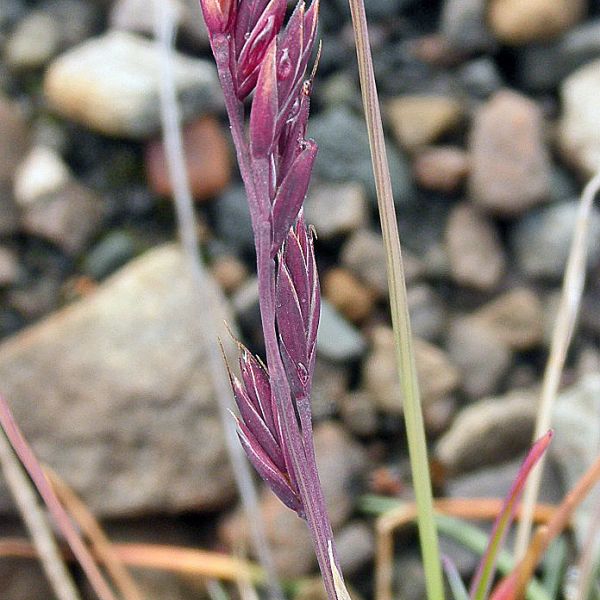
left=551, top=374, right=600, bottom=548
left=304, top=182, right=368, bottom=239
left=322, top=268, right=376, bottom=324
left=110, top=0, right=209, bottom=49
left=41, top=0, right=100, bottom=49
left=364, top=326, right=459, bottom=415
left=336, top=521, right=375, bottom=576
left=341, top=229, right=423, bottom=298
left=309, top=107, right=415, bottom=206
left=0, top=247, right=18, bottom=286
left=559, top=59, right=600, bottom=176
left=44, top=31, right=221, bottom=139
left=13, top=146, right=71, bottom=206
left=0, top=245, right=237, bottom=515
left=407, top=284, right=446, bottom=341
left=0, top=94, right=30, bottom=186
left=145, top=116, right=231, bottom=201
left=83, top=231, right=138, bottom=280
left=386, top=95, right=463, bottom=152
left=311, top=358, right=349, bottom=421
left=210, top=254, right=248, bottom=294
left=435, top=389, right=538, bottom=473
left=212, top=185, right=254, bottom=255
left=4, top=11, right=61, bottom=71
left=424, top=396, right=457, bottom=436
left=469, top=90, right=551, bottom=216
left=488, top=0, right=585, bottom=45
left=447, top=316, right=512, bottom=400
left=315, top=421, right=368, bottom=528
left=440, top=0, right=497, bottom=54
left=21, top=180, right=104, bottom=255
left=458, top=57, right=504, bottom=98
left=471, top=288, right=544, bottom=351
left=413, top=146, right=469, bottom=193
left=511, top=201, right=600, bottom=280
left=339, top=390, right=379, bottom=437
left=231, top=276, right=261, bottom=342
left=445, top=202, right=505, bottom=291
left=317, top=299, right=367, bottom=362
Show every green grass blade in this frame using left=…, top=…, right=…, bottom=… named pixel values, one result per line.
left=346, top=1, right=443, bottom=598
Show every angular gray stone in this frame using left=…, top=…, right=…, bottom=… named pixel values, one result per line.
left=447, top=316, right=512, bottom=400
left=364, top=326, right=459, bottom=415
left=304, top=182, right=368, bottom=239
left=0, top=245, right=236, bottom=516
left=511, top=200, right=600, bottom=280
left=21, top=180, right=104, bottom=255
left=445, top=202, right=505, bottom=291
left=317, top=299, right=366, bottom=362
left=471, top=288, right=545, bottom=351
left=435, top=389, right=538, bottom=473
left=44, top=31, right=221, bottom=139
left=309, top=107, right=415, bottom=206
left=440, top=0, right=496, bottom=54
left=341, top=229, right=423, bottom=299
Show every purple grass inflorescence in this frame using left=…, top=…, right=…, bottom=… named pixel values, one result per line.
left=198, top=0, right=343, bottom=597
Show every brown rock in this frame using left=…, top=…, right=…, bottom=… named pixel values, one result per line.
left=413, top=146, right=469, bottom=193
left=445, top=202, right=505, bottom=291
left=488, top=0, right=585, bottom=45
left=472, top=288, right=544, bottom=350
left=387, top=95, right=463, bottom=152
left=210, top=253, right=248, bottom=294
left=469, top=90, right=551, bottom=216
left=145, top=116, right=231, bottom=201
left=364, top=326, right=460, bottom=415
left=322, top=267, right=376, bottom=323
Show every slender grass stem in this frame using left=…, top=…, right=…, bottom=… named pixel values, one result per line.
left=346, top=1, right=443, bottom=598
left=515, top=172, right=600, bottom=559
left=0, top=428, right=81, bottom=600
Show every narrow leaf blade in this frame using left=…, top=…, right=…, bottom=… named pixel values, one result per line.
left=470, top=430, right=554, bottom=600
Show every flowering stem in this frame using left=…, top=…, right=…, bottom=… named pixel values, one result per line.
left=211, top=34, right=340, bottom=600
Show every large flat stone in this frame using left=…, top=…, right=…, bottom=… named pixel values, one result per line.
left=0, top=245, right=236, bottom=516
